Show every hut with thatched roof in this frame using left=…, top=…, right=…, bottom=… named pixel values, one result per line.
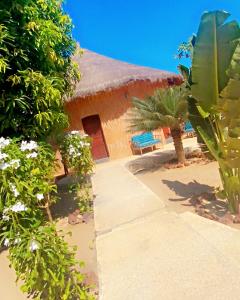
left=65, top=49, right=181, bottom=160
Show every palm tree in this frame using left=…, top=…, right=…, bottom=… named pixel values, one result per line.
left=129, top=86, right=188, bottom=164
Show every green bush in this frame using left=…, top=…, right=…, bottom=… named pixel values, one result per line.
left=0, top=0, right=80, bottom=138
left=59, top=131, right=94, bottom=214
left=0, top=137, right=94, bottom=299
left=59, top=131, right=94, bottom=177
left=6, top=225, right=92, bottom=300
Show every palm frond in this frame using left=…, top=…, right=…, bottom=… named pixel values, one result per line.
left=128, top=85, right=188, bottom=132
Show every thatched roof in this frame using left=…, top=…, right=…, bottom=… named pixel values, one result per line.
left=71, top=49, right=181, bottom=99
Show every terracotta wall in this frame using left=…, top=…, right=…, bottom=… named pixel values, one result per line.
left=64, top=79, right=173, bottom=160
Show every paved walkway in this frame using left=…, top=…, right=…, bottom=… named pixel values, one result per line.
left=93, top=153, right=240, bottom=299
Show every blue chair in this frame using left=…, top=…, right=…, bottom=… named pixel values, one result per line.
left=131, top=132, right=161, bottom=155
left=184, top=121, right=195, bottom=136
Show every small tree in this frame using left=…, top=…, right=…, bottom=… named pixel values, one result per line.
left=129, top=86, right=188, bottom=164
left=0, top=0, right=80, bottom=139
left=0, top=1, right=95, bottom=298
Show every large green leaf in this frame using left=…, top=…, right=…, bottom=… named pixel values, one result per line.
left=191, top=11, right=240, bottom=112
left=197, top=125, right=219, bottom=161
left=220, top=79, right=240, bottom=100
left=188, top=97, right=217, bottom=157
left=221, top=43, right=240, bottom=100
left=227, top=43, right=240, bottom=80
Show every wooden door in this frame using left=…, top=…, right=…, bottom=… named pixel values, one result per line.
left=82, top=115, right=109, bottom=160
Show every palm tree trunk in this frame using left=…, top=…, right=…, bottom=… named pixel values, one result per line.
left=170, top=128, right=185, bottom=164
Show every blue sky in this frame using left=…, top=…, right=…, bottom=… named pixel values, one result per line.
left=64, top=0, right=240, bottom=73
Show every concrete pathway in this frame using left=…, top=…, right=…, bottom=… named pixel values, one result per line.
left=93, top=158, right=240, bottom=300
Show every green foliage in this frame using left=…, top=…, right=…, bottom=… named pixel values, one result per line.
left=184, top=10, right=240, bottom=213
left=6, top=225, right=92, bottom=300
left=129, top=86, right=188, bottom=132
left=175, top=35, right=195, bottom=60
left=70, top=182, right=93, bottom=214
left=0, top=138, right=94, bottom=299
left=177, top=44, right=215, bottom=159
left=191, top=11, right=240, bottom=112
left=0, top=0, right=80, bottom=139
left=0, top=2, right=94, bottom=298
left=59, top=131, right=94, bottom=213
left=59, top=131, right=94, bottom=178
left=187, top=97, right=215, bottom=159
left=0, top=138, right=56, bottom=213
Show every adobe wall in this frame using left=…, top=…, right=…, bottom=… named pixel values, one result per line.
left=64, top=79, right=173, bottom=160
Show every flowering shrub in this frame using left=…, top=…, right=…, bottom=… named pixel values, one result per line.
left=59, top=131, right=94, bottom=214
left=69, top=182, right=93, bottom=214
left=0, top=137, right=94, bottom=299
left=0, top=137, right=56, bottom=214
left=59, top=131, right=93, bottom=177
left=7, top=225, right=92, bottom=299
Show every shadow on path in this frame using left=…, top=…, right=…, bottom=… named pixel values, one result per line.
left=162, top=179, right=227, bottom=217
left=127, top=146, right=198, bottom=175
left=51, top=175, right=79, bottom=219
left=127, top=149, right=176, bottom=175
left=162, top=179, right=214, bottom=201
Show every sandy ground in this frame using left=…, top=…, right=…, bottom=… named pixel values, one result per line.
left=135, top=161, right=220, bottom=214
left=129, top=154, right=240, bottom=230
left=0, top=175, right=98, bottom=299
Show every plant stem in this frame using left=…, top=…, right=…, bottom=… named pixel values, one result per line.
left=45, top=193, right=53, bottom=222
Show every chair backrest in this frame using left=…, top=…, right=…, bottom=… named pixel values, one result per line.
left=184, top=121, right=193, bottom=131
left=131, top=132, right=154, bottom=145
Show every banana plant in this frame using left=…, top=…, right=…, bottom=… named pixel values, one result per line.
left=185, top=10, right=240, bottom=213
left=178, top=63, right=217, bottom=159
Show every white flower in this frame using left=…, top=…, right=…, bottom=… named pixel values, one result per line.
left=14, top=237, right=21, bottom=245
left=0, top=152, right=8, bottom=160
left=68, top=145, right=76, bottom=155
left=29, top=240, right=39, bottom=252
left=9, top=183, right=19, bottom=197
left=0, top=162, right=10, bottom=170
left=0, top=137, right=10, bottom=149
left=26, top=152, right=38, bottom=159
left=2, top=215, right=10, bottom=221
left=20, top=140, right=38, bottom=151
left=2, top=207, right=10, bottom=221
left=11, top=201, right=27, bottom=212
left=36, top=193, right=44, bottom=200
left=9, top=159, right=20, bottom=169
left=0, top=160, right=20, bottom=170
left=82, top=133, right=88, bottom=137
left=3, top=207, right=10, bottom=214
left=70, top=130, right=79, bottom=135
left=3, top=238, right=10, bottom=247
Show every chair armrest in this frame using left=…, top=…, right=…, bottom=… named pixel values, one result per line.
left=152, top=135, right=161, bottom=141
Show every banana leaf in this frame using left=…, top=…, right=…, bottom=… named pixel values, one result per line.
left=192, top=11, right=240, bottom=112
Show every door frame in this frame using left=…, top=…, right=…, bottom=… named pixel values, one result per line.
left=82, top=114, right=110, bottom=159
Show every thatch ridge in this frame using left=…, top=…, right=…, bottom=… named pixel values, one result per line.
left=70, top=49, right=181, bottom=99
